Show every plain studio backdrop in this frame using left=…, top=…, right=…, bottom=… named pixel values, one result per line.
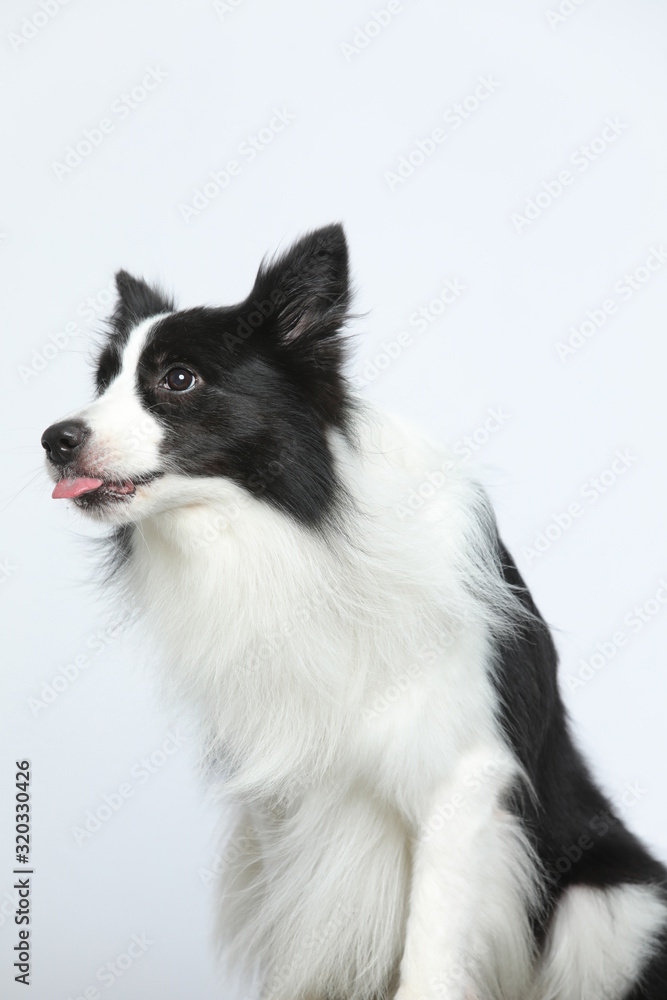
left=1, top=0, right=667, bottom=996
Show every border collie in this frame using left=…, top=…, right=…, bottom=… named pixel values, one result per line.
left=42, top=225, right=667, bottom=999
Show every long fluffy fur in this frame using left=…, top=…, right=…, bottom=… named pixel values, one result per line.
left=41, top=226, right=667, bottom=1000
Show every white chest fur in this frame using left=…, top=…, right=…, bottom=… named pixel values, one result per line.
left=124, top=408, right=524, bottom=998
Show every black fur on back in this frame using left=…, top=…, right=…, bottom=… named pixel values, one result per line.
left=490, top=538, right=667, bottom=959
left=88, top=226, right=667, bottom=993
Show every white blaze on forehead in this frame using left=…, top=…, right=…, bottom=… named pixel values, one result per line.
left=80, top=315, right=169, bottom=478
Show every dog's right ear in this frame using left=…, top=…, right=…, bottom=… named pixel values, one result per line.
left=251, top=225, right=350, bottom=349
left=111, top=270, right=174, bottom=336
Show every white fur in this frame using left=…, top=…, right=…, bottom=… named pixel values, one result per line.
left=74, top=317, right=168, bottom=486
left=534, top=883, right=667, bottom=1000
left=116, top=406, right=542, bottom=999
left=58, top=326, right=667, bottom=999
left=396, top=748, right=540, bottom=1000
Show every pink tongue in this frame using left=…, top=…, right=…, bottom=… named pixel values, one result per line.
left=52, top=477, right=104, bottom=499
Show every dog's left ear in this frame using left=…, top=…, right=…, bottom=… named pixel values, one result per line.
left=252, top=224, right=351, bottom=362
left=111, top=270, right=174, bottom=336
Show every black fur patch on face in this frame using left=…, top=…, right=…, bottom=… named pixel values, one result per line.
left=100, top=224, right=353, bottom=528
left=94, top=272, right=174, bottom=395
left=94, top=342, right=124, bottom=396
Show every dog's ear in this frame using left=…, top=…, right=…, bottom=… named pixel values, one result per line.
left=248, top=225, right=352, bottom=423
left=252, top=223, right=351, bottom=353
left=111, top=270, right=174, bottom=336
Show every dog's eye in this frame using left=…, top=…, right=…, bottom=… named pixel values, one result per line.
left=163, top=368, right=196, bottom=392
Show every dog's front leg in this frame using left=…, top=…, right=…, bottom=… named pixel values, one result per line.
left=394, top=747, right=514, bottom=1000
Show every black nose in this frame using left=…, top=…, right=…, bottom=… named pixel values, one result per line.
left=41, top=420, right=90, bottom=466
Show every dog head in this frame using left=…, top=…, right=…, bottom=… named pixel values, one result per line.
left=41, top=224, right=352, bottom=528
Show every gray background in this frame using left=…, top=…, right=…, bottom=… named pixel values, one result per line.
left=2, top=0, right=667, bottom=997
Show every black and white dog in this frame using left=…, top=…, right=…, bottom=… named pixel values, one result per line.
left=42, top=225, right=667, bottom=999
